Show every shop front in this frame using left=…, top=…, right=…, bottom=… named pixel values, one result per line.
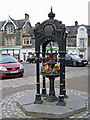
left=0, top=46, right=22, bottom=61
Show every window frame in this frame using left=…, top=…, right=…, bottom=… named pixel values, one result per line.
left=5, top=37, right=15, bottom=46
left=7, top=25, right=14, bottom=34
left=23, top=38, right=32, bottom=45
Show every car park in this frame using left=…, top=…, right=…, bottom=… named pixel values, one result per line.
left=65, top=54, right=88, bottom=67
left=0, top=55, right=24, bottom=79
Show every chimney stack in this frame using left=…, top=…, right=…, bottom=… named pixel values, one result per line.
left=25, top=13, right=29, bottom=20
left=75, top=21, right=78, bottom=26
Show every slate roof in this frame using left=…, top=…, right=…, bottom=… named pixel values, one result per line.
left=10, top=17, right=27, bottom=28
left=22, top=27, right=35, bottom=38
left=66, top=26, right=78, bottom=37
left=0, top=21, right=6, bottom=30
left=0, top=17, right=31, bottom=30
left=66, top=25, right=90, bottom=37
left=85, top=25, right=90, bottom=36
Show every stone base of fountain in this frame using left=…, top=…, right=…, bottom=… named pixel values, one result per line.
left=17, top=88, right=87, bottom=118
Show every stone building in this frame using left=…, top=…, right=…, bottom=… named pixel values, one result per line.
left=0, top=13, right=35, bottom=61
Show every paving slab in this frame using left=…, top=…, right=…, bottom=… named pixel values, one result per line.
left=22, top=104, right=73, bottom=118
left=17, top=89, right=35, bottom=107
left=2, top=81, right=12, bottom=88
left=17, top=89, right=87, bottom=118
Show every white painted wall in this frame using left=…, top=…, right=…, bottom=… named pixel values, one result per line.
left=20, top=48, right=35, bottom=61
left=76, top=26, right=88, bottom=60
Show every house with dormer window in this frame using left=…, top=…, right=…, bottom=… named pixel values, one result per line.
left=0, top=13, right=35, bottom=61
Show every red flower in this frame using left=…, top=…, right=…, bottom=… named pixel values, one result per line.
left=50, top=64, right=52, bottom=67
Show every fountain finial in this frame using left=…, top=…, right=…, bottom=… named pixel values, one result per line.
left=48, top=6, right=55, bottom=19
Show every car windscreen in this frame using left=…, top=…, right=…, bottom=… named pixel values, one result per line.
left=0, top=55, right=17, bottom=64
left=70, top=55, right=81, bottom=59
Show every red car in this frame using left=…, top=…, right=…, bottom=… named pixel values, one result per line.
left=0, top=55, right=24, bottom=79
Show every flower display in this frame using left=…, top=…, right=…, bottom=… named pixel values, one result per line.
left=41, top=63, right=60, bottom=74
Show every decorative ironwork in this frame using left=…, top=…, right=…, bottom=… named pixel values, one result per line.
left=34, top=7, right=67, bottom=105
left=48, top=6, right=55, bottom=19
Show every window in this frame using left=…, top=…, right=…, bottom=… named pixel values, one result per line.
left=80, top=38, right=84, bottom=48
left=66, top=38, right=76, bottom=47
left=23, top=38, right=32, bottom=45
left=7, top=26, right=10, bottom=34
left=7, top=25, right=13, bottom=34
left=27, top=39, right=29, bottom=44
left=65, top=55, right=72, bottom=60
left=9, top=38, right=11, bottom=46
left=11, top=26, right=13, bottom=33
left=80, top=28, right=85, bottom=33
left=6, top=38, right=8, bottom=46
left=12, top=38, right=15, bottom=46
left=5, top=37, right=15, bottom=46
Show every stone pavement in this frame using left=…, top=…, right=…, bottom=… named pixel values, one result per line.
left=0, top=89, right=89, bottom=118
left=0, top=66, right=89, bottom=118
left=0, top=67, right=88, bottom=98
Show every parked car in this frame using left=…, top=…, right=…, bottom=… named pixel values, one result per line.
left=27, top=55, right=42, bottom=63
left=0, top=55, right=24, bottom=79
left=27, top=55, right=36, bottom=63
left=65, top=54, right=88, bottom=67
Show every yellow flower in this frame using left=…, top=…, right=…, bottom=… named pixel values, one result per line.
left=55, top=64, right=57, bottom=66
left=45, top=67, right=48, bottom=69
left=59, top=62, right=60, bottom=66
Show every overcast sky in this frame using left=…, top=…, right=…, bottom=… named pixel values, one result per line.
left=0, top=0, right=89, bottom=26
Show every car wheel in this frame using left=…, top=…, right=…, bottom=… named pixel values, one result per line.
left=73, top=62, right=76, bottom=67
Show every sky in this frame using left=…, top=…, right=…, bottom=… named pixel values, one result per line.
left=0, top=0, right=89, bottom=26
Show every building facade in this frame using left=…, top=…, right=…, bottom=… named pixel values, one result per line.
left=66, top=21, right=90, bottom=60
left=0, top=13, right=35, bottom=61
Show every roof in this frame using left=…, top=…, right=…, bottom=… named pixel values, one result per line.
left=0, top=16, right=31, bottom=30
left=66, top=25, right=90, bottom=37
left=66, top=26, right=77, bottom=37
left=10, top=17, right=27, bottom=28
left=0, top=21, right=6, bottom=30
left=85, top=25, right=90, bottom=36
left=22, top=27, right=35, bottom=37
